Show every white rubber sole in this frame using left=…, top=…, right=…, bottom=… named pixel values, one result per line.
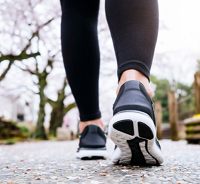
left=76, top=148, right=109, bottom=159
left=109, top=111, right=164, bottom=165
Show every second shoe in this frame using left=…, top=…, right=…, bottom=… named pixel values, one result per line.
left=76, top=125, right=108, bottom=159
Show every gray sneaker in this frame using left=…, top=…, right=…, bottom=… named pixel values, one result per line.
left=76, top=125, right=108, bottom=159
left=109, top=80, right=164, bottom=165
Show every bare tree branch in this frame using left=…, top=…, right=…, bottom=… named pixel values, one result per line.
left=46, top=98, right=56, bottom=107
left=0, top=60, right=14, bottom=81
left=63, top=102, right=77, bottom=115
left=0, top=17, right=55, bottom=82
left=14, top=63, right=35, bottom=75
left=39, top=18, right=54, bottom=29
left=0, top=52, right=40, bottom=63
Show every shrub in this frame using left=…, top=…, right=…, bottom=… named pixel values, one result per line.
left=6, top=139, right=16, bottom=145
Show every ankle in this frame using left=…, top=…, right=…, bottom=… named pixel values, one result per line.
left=117, top=69, right=152, bottom=98
left=80, top=119, right=104, bottom=133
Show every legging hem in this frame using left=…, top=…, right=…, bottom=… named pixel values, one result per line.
left=80, top=112, right=101, bottom=122
left=118, top=59, right=150, bottom=82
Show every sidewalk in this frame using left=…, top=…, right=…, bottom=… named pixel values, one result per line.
left=0, top=139, right=200, bottom=184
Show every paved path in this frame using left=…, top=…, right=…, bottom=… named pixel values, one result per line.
left=0, top=139, right=200, bottom=184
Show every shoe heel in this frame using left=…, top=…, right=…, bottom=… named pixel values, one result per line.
left=109, top=111, right=164, bottom=165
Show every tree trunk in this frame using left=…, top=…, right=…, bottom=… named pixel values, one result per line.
left=49, top=102, right=64, bottom=136
left=48, top=80, right=76, bottom=136
left=35, top=81, right=47, bottom=139
left=49, top=80, right=66, bottom=136
left=49, top=101, right=76, bottom=136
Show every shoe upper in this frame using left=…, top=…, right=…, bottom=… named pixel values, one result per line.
left=113, top=80, right=156, bottom=126
left=79, top=125, right=106, bottom=149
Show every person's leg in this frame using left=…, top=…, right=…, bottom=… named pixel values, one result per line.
left=60, top=0, right=108, bottom=159
left=105, top=0, right=159, bottom=96
left=106, top=0, right=164, bottom=165
left=60, top=0, right=103, bottom=132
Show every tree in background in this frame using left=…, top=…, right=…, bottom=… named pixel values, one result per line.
left=0, top=0, right=60, bottom=82
left=0, top=33, right=40, bottom=82
left=0, top=0, right=77, bottom=139
left=48, top=80, right=76, bottom=137
left=17, top=54, right=57, bottom=139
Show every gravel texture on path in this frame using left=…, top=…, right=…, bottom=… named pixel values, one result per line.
left=0, top=139, right=200, bottom=184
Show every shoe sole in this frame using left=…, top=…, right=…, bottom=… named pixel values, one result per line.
left=109, top=111, right=164, bottom=165
left=76, top=147, right=108, bottom=160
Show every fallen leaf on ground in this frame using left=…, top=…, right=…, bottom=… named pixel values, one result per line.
left=26, top=169, right=31, bottom=171
left=35, top=178, right=41, bottom=180
left=119, top=178, right=123, bottom=181
left=101, top=174, right=107, bottom=176
left=24, top=172, right=27, bottom=174
left=95, top=170, right=98, bottom=172
left=6, top=166, right=10, bottom=169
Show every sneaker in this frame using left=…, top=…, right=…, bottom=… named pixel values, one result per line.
left=109, top=80, right=164, bottom=165
left=76, top=124, right=108, bottom=159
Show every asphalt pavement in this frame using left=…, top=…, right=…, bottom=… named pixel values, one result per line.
left=0, top=139, right=200, bottom=184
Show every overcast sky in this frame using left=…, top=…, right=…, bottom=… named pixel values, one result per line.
left=157, top=0, right=200, bottom=53
left=152, top=0, right=200, bottom=84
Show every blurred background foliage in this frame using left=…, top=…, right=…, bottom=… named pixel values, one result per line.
left=151, top=75, right=195, bottom=123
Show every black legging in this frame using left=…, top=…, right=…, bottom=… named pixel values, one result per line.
left=60, top=0, right=159, bottom=121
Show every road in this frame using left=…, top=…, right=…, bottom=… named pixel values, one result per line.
left=0, top=139, right=200, bottom=183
